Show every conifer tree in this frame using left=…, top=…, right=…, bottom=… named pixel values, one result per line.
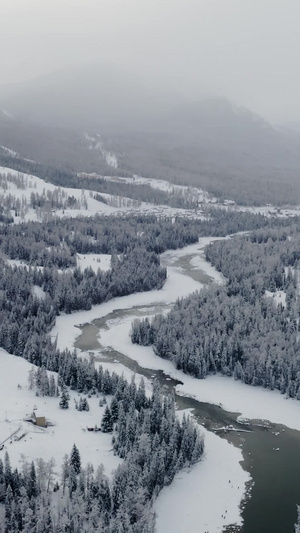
left=70, top=444, right=81, bottom=475
left=59, top=383, right=69, bottom=409
left=101, top=406, right=114, bottom=433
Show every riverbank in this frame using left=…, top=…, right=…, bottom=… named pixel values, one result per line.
left=154, top=426, right=250, bottom=533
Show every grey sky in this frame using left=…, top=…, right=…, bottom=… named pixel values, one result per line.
left=1, top=0, right=300, bottom=122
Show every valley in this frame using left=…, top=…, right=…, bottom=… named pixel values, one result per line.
left=0, top=133, right=300, bottom=532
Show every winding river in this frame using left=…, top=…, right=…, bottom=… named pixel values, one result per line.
left=73, top=242, right=300, bottom=533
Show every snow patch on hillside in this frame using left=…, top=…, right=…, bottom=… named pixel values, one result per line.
left=0, top=166, right=206, bottom=222
left=0, top=145, right=18, bottom=157
left=0, top=166, right=117, bottom=222
left=84, top=134, right=118, bottom=168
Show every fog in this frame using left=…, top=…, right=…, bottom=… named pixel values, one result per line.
left=1, top=0, right=300, bottom=123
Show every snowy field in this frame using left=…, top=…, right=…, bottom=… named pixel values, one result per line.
left=51, top=265, right=202, bottom=353
left=0, top=166, right=116, bottom=222
left=76, top=253, right=112, bottom=273
left=51, top=236, right=226, bottom=353
left=5, top=254, right=112, bottom=274
left=0, top=166, right=206, bottom=222
left=96, top=314, right=300, bottom=431
left=0, top=349, right=122, bottom=479
left=265, top=289, right=287, bottom=307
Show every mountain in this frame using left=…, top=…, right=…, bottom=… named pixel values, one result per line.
left=104, top=98, right=300, bottom=205
left=0, top=110, right=127, bottom=175
left=1, top=65, right=300, bottom=205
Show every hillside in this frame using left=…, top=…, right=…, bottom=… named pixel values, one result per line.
left=1, top=65, right=300, bottom=205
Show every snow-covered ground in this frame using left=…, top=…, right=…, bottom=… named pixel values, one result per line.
left=2, top=164, right=299, bottom=227
left=51, top=235, right=214, bottom=352
left=0, top=166, right=206, bottom=222
left=5, top=259, right=44, bottom=271
left=32, top=285, right=46, bottom=300
left=0, top=166, right=116, bottom=222
left=5, top=254, right=112, bottom=274
left=102, top=173, right=213, bottom=203
left=154, top=427, right=250, bottom=533
left=52, top=238, right=223, bottom=352
left=76, top=253, right=112, bottom=273
left=265, top=289, right=286, bottom=307
left=0, top=348, right=121, bottom=478
left=85, top=170, right=300, bottom=217
left=0, top=145, right=18, bottom=157
left=94, top=314, right=300, bottom=432
left=51, top=263, right=200, bottom=353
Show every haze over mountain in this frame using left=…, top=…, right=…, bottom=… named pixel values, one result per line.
left=2, top=0, right=300, bottom=124
left=2, top=63, right=300, bottom=206
left=0, top=64, right=186, bottom=133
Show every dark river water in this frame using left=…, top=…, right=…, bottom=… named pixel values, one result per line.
left=74, top=249, right=300, bottom=533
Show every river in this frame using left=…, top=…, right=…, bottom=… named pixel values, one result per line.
left=72, top=240, right=300, bottom=532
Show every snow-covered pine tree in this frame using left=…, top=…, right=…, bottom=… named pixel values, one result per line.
left=59, top=383, right=69, bottom=409
left=70, top=444, right=81, bottom=475
left=101, top=405, right=114, bottom=433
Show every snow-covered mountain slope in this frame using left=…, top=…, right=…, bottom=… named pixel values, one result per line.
left=0, top=166, right=116, bottom=222
left=0, top=166, right=208, bottom=222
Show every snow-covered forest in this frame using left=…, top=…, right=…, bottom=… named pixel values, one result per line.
left=0, top=370, right=203, bottom=532
left=1, top=162, right=300, bottom=532
left=132, top=221, right=300, bottom=397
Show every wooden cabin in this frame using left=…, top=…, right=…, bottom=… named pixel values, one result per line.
left=32, top=412, right=47, bottom=427
left=24, top=411, right=47, bottom=428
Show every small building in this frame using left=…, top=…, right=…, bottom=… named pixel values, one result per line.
left=25, top=411, right=47, bottom=428
left=32, top=412, right=47, bottom=427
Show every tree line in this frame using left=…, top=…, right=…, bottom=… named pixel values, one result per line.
left=0, top=210, right=274, bottom=269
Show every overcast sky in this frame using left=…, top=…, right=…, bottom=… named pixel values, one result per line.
left=1, top=0, right=300, bottom=123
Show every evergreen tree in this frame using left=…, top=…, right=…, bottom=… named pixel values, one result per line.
left=101, top=406, right=114, bottom=433
left=70, top=444, right=81, bottom=475
left=110, top=397, right=119, bottom=423
left=59, top=383, right=69, bottom=409
left=27, top=462, right=38, bottom=499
